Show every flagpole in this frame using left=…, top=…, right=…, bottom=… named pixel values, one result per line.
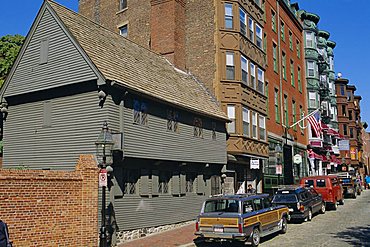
left=289, top=108, right=320, bottom=129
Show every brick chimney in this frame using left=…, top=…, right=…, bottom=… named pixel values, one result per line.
left=150, top=0, right=186, bottom=70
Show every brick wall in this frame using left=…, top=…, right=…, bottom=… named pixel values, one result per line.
left=0, top=154, right=99, bottom=247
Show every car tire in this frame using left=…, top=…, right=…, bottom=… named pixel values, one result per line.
left=353, top=193, right=357, bottom=199
left=251, top=227, right=260, bottom=247
left=280, top=217, right=288, bottom=234
left=339, top=199, right=344, bottom=205
left=332, top=201, right=338, bottom=211
left=320, top=202, right=326, bottom=214
left=307, top=209, right=312, bottom=221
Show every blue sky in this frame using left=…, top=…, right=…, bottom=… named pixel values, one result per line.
left=1, top=0, right=370, bottom=123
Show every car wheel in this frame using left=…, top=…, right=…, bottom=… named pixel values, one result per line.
left=353, top=193, right=357, bottom=199
left=332, top=201, right=338, bottom=210
left=251, top=227, right=260, bottom=247
left=320, top=202, right=326, bottom=214
left=307, top=209, right=312, bottom=221
left=280, top=217, right=288, bottom=234
left=339, top=199, right=344, bottom=205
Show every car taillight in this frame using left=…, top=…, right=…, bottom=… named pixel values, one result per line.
left=299, top=205, right=305, bottom=212
left=238, top=223, right=243, bottom=233
left=196, top=221, right=199, bottom=232
left=329, top=189, right=332, bottom=194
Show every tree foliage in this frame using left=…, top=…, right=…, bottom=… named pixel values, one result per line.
left=0, top=34, right=25, bottom=87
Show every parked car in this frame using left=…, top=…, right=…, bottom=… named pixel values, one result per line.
left=272, top=186, right=325, bottom=222
left=300, top=175, right=344, bottom=210
left=194, top=193, right=289, bottom=246
left=337, top=173, right=361, bottom=198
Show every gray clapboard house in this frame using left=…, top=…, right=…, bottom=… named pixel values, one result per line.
left=0, top=0, right=229, bottom=231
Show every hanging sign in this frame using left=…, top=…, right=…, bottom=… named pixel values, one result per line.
left=250, top=159, right=260, bottom=169
left=276, top=164, right=283, bottom=175
left=99, top=169, right=108, bottom=187
left=293, top=154, right=302, bottom=164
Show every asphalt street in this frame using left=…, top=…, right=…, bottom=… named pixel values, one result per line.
left=186, top=190, right=370, bottom=247
left=259, top=189, right=370, bottom=247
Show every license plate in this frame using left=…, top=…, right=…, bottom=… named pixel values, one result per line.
left=214, top=227, right=224, bottom=233
left=289, top=208, right=294, bottom=212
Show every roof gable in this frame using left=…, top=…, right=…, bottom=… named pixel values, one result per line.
left=1, top=2, right=105, bottom=99
left=46, top=0, right=227, bottom=121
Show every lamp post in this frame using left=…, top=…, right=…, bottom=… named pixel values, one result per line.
left=275, top=143, right=283, bottom=187
left=95, top=121, right=114, bottom=247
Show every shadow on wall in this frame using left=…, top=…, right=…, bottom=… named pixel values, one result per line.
left=333, top=225, right=370, bottom=246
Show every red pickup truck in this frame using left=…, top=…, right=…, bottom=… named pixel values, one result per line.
left=300, top=175, right=344, bottom=210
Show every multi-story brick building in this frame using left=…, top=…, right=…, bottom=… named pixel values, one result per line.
left=263, top=0, right=308, bottom=192
left=361, top=127, right=370, bottom=176
left=335, top=77, right=364, bottom=175
left=299, top=10, right=340, bottom=176
left=79, top=0, right=269, bottom=193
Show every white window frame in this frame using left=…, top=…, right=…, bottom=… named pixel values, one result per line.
left=309, top=92, right=317, bottom=108
left=305, top=31, right=314, bottom=48
left=250, top=62, right=256, bottom=89
left=119, top=25, right=128, bottom=37
left=225, top=3, right=233, bottom=29
left=256, top=24, right=262, bottom=48
left=239, top=8, right=247, bottom=36
left=307, top=61, right=315, bottom=77
left=252, top=112, right=257, bottom=139
left=248, top=17, right=254, bottom=42
left=227, top=105, right=236, bottom=133
left=242, top=107, right=250, bottom=137
left=226, top=52, right=235, bottom=80
left=257, top=68, right=264, bottom=94
left=258, top=115, right=266, bottom=141
left=241, top=55, right=248, bottom=84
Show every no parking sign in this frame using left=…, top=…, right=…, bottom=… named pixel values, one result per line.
left=99, top=169, right=107, bottom=187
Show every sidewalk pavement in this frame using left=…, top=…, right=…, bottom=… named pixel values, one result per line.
left=117, top=222, right=196, bottom=247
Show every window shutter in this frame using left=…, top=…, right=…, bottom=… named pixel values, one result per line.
left=43, top=100, right=52, bottom=127
left=180, top=172, right=186, bottom=194
left=113, top=167, right=124, bottom=197
left=140, top=169, right=150, bottom=196
left=152, top=170, right=159, bottom=195
left=171, top=172, right=180, bottom=195
left=40, top=39, right=49, bottom=64
left=196, top=174, right=205, bottom=195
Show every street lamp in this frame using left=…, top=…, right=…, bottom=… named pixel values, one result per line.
left=95, top=121, right=114, bottom=247
left=275, top=144, right=283, bottom=187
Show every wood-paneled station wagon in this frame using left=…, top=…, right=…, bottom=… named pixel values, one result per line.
left=194, top=194, right=289, bottom=246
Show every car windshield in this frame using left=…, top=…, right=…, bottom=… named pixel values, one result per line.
left=204, top=199, right=239, bottom=213
left=272, top=193, right=298, bottom=203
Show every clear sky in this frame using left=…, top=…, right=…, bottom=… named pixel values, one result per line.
left=1, top=0, right=370, bottom=123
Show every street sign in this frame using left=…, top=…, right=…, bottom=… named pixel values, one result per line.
left=338, top=140, right=349, bottom=151
left=276, top=164, right=283, bottom=175
left=250, top=159, right=260, bottom=169
left=99, top=169, right=108, bottom=187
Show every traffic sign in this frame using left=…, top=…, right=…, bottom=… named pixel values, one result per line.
left=99, top=169, right=108, bottom=187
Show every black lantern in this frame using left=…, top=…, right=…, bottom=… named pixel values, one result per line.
left=95, top=121, right=114, bottom=166
left=95, top=121, right=114, bottom=247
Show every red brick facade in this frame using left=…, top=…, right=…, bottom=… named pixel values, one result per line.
left=0, top=155, right=99, bottom=246
left=264, top=0, right=307, bottom=145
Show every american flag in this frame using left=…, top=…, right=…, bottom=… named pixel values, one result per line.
left=307, top=110, right=321, bottom=137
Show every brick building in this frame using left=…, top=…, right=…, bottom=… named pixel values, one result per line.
left=79, top=0, right=269, bottom=193
left=335, top=77, right=364, bottom=175
left=263, top=0, right=308, bottom=192
left=361, top=128, right=370, bottom=176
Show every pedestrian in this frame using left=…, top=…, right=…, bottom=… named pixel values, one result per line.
left=0, top=220, right=11, bottom=247
left=365, top=175, right=370, bottom=189
left=247, top=184, right=256, bottom=194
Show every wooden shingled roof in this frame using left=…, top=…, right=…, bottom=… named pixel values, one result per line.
left=46, top=0, right=228, bottom=121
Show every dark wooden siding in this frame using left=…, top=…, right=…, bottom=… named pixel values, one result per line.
left=4, top=8, right=98, bottom=98
left=120, top=96, right=227, bottom=164
left=3, top=91, right=108, bottom=169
